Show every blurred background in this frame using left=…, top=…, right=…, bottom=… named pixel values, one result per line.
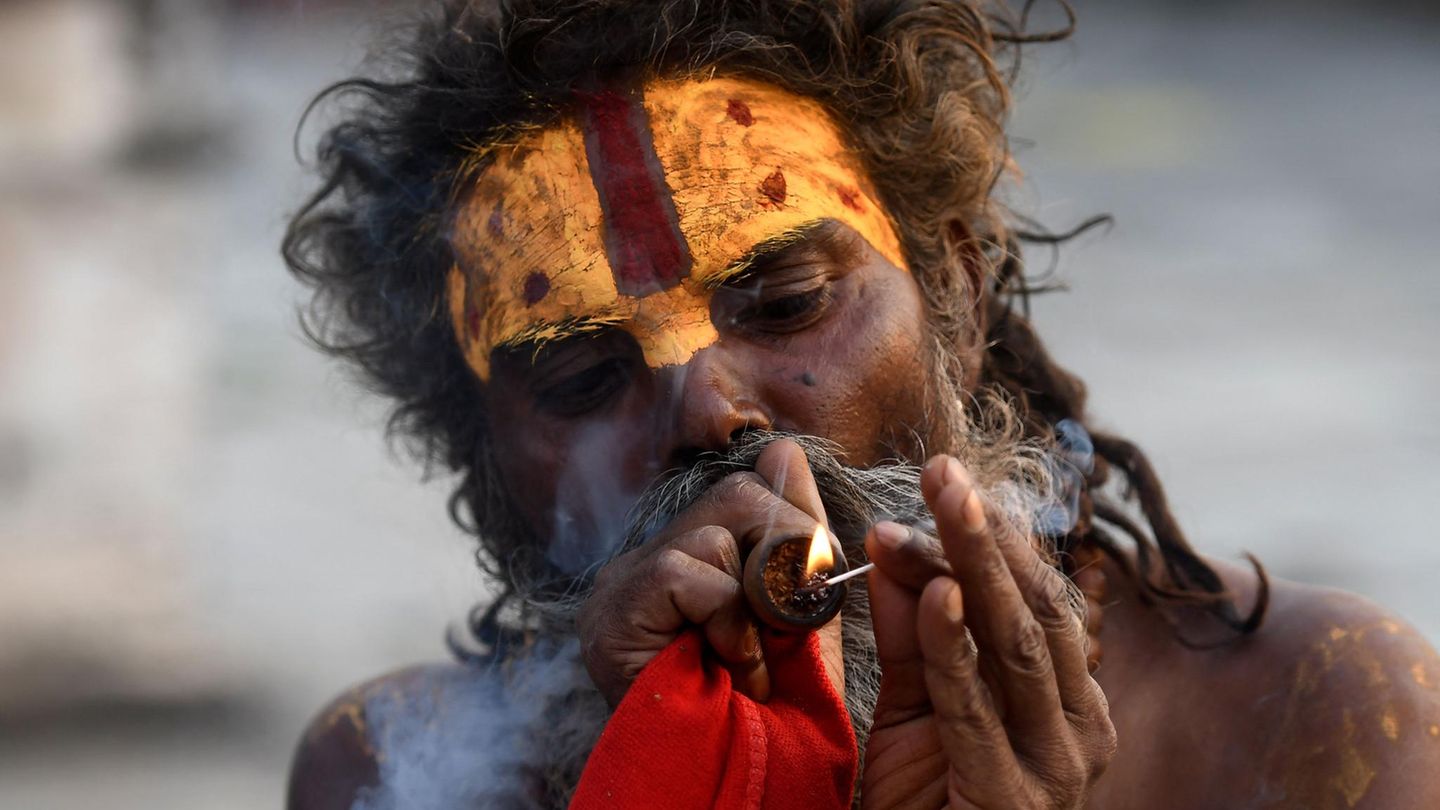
left=0, top=0, right=1434, bottom=807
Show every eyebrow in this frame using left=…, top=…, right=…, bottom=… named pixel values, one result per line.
left=700, top=218, right=838, bottom=291
left=496, top=312, right=629, bottom=366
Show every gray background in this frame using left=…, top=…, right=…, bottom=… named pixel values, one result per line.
left=0, top=1, right=1434, bottom=807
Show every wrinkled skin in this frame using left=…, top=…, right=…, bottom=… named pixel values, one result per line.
left=289, top=222, right=1440, bottom=809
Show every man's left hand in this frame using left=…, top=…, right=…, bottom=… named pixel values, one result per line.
left=860, top=455, right=1117, bottom=809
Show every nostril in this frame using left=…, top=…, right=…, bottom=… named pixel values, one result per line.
left=672, top=425, right=764, bottom=470
left=670, top=445, right=708, bottom=470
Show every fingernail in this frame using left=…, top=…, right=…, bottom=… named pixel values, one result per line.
left=744, top=626, right=762, bottom=657
left=962, top=489, right=987, bottom=533
left=944, top=457, right=966, bottom=487
left=745, top=661, right=771, bottom=704
left=924, top=455, right=948, bottom=477
left=873, top=521, right=908, bottom=550
left=943, top=581, right=964, bottom=624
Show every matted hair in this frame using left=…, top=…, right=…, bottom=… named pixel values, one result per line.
left=283, top=0, right=1266, bottom=644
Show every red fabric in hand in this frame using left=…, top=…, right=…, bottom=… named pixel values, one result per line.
left=569, top=629, right=857, bottom=809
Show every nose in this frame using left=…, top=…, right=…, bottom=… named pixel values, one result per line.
left=664, top=346, right=772, bottom=467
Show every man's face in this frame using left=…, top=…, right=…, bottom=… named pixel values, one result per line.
left=450, top=77, right=940, bottom=568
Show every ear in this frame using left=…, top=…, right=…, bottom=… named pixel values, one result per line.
left=942, top=217, right=989, bottom=391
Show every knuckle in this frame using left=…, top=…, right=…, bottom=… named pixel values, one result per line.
left=691, top=525, right=741, bottom=575
left=592, top=561, right=619, bottom=591
left=1073, top=733, right=1118, bottom=784
left=711, top=472, right=770, bottom=509
left=652, top=548, right=692, bottom=582
left=1039, top=750, right=1087, bottom=795
left=947, top=683, right=993, bottom=729
left=1031, top=570, right=1080, bottom=628
left=1006, top=615, right=1053, bottom=677
left=592, top=546, right=645, bottom=592
left=1066, top=689, right=1118, bottom=777
left=1071, top=676, right=1111, bottom=719
left=978, top=556, right=1012, bottom=591
left=1097, top=724, right=1119, bottom=767
left=1088, top=679, right=1112, bottom=715
left=1028, top=744, right=1091, bottom=805
left=905, top=527, right=949, bottom=569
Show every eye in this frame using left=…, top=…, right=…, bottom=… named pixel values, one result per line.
left=732, top=285, right=832, bottom=333
left=536, top=358, right=630, bottom=416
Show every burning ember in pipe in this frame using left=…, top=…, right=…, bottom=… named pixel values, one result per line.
left=742, top=524, right=855, bottom=631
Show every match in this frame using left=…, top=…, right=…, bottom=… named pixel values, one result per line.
left=811, top=562, right=874, bottom=588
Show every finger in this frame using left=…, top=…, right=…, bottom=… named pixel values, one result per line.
left=927, top=460, right=1067, bottom=739
left=707, top=600, right=770, bottom=702
left=582, top=539, right=750, bottom=706
left=887, top=497, right=1096, bottom=711
left=642, top=548, right=758, bottom=665
left=753, top=438, right=829, bottom=527
left=986, top=516, right=1096, bottom=711
left=640, top=471, right=824, bottom=557
left=754, top=439, right=847, bottom=692
left=665, top=527, right=769, bottom=701
left=916, top=577, right=1029, bottom=805
left=638, top=546, right=743, bottom=633
left=865, top=520, right=952, bottom=591
left=920, top=454, right=950, bottom=505
left=865, top=546, right=930, bottom=719
left=666, top=523, right=742, bottom=578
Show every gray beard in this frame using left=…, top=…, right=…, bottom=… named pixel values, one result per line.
left=501, top=429, right=1039, bottom=808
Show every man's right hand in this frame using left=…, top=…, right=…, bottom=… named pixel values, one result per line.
left=576, top=439, right=838, bottom=708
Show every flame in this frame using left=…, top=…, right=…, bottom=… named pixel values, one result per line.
left=804, top=524, right=835, bottom=578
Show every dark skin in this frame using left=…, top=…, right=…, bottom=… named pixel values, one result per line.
left=289, top=222, right=1440, bottom=809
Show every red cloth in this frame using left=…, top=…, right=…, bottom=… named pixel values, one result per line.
left=570, top=629, right=858, bottom=809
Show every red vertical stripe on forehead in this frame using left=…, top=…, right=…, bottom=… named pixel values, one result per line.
left=577, top=85, right=692, bottom=297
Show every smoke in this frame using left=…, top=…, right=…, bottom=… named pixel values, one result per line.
left=544, top=421, right=647, bottom=576
left=1034, top=418, right=1095, bottom=538
left=350, top=638, right=608, bottom=810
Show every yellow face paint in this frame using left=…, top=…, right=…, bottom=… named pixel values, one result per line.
left=448, top=75, right=907, bottom=381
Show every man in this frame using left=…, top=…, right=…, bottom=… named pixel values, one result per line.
left=283, top=1, right=1440, bottom=807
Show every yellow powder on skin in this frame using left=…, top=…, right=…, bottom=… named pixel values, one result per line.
left=1333, top=711, right=1376, bottom=808
left=1379, top=707, right=1399, bottom=741
left=448, top=76, right=907, bottom=381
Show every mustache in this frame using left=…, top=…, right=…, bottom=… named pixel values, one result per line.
left=512, top=420, right=1085, bottom=627
left=621, top=430, right=932, bottom=562
left=514, top=430, right=930, bottom=631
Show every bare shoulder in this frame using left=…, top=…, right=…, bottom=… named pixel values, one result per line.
left=285, top=662, right=499, bottom=810
left=1212, top=559, right=1440, bottom=808
left=1095, top=552, right=1440, bottom=809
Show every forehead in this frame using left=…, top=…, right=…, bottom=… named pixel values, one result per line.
left=448, top=75, right=907, bottom=380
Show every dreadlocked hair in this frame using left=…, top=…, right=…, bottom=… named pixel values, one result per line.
left=984, top=236, right=1268, bottom=642
left=283, top=0, right=1266, bottom=650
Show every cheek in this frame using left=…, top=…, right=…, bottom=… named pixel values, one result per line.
left=756, top=271, right=930, bottom=464
left=485, top=387, right=662, bottom=564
